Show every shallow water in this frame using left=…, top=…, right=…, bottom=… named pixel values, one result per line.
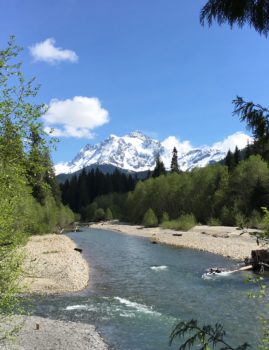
left=29, top=228, right=268, bottom=349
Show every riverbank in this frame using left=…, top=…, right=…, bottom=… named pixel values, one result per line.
left=0, top=235, right=108, bottom=350
left=1, top=316, right=108, bottom=350
left=90, top=222, right=267, bottom=260
left=22, top=234, right=89, bottom=294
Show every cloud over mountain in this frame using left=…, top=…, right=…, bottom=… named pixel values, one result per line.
left=212, top=132, right=252, bottom=153
left=43, top=96, right=109, bottom=138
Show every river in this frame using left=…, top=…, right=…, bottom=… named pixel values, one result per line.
left=29, top=228, right=267, bottom=349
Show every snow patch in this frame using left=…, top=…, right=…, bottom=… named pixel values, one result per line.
left=55, top=131, right=252, bottom=175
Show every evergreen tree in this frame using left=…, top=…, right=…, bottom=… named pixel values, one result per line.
left=68, top=176, right=79, bottom=212
left=26, top=126, right=48, bottom=204
left=233, top=97, right=269, bottom=162
left=200, top=0, right=269, bottom=37
left=224, top=149, right=234, bottom=172
left=251, top=177, right=269, bottom=213
left=245, top=141, right=251, bottom=160
left=233, top=146, right=240, bottom=166
left=43, top=151, right=62, bottom=206
left=152, top=155, right=166, bottom=178
left=78, top=169, right=89, bottom=209
left=60, top=179, right=70, bottom=205
left=171, top=147, right=180, bottom=173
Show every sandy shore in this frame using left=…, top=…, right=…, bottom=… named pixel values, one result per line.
left=90, top=222, right=268, bottom=260
left=0, top=316, right=108, bottom=350
left=0, top=235, right=107, bottom=350
left=22, top=234, right=89, bottom=294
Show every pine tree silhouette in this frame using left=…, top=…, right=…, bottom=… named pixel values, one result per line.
left=170, top=147, right=180, bottom=173
left=152, top=155, right=166, bottom=177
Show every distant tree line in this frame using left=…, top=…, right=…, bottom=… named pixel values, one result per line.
left=60, top=148, right=182, bottom=221
left=60, top=168, right=137, bottom=217
left=84, top=153, right=269, bottom=229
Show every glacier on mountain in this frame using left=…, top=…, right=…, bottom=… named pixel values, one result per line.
left=55, top=131, right=252, bottom=175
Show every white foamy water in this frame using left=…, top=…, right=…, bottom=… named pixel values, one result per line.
left=65, top=304, right=98, bottom=311
left=150, top=265, right=168, bottom=271
left=114, top=297, right=160, bottom=315
left=202, top=270, right=233, bottom=280
left=66, top=304, right=88, bottom=311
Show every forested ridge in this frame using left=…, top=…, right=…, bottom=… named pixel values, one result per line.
left=61, top=140, right=269, bottom=230
left=0, top=38, right=74, bottom=337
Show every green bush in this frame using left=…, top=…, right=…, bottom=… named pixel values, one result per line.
left=23, top=195, right=75, bottom=234
left=235, top=212, right=247, bottom=228
left=207, top=217, right=221, bottom=226
left=94, top=208, right=106, bottom=222
left=143, top=208, right=158, bottom=227
left=105, top=208, right=113, bottom=221
left=220, top=206, right=236, bottom=226
left=247, top=210, right=262, bottom=229
left=162, top=214, right=196, bottom=231
left=259, top=207, right=269, bottom=231
left=81, top=202, right=98, bottom=221
left=161, top=211, right=169, bottom=223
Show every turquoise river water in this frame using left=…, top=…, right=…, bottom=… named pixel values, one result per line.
left=29, top=228, right=268, bottom=349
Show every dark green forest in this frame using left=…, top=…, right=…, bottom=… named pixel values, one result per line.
left=60, top=168, right=136, bottom=219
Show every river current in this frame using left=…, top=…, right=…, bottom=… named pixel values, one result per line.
left=29, top=228, right=267, bottom=349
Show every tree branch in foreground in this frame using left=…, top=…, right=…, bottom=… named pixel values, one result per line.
left=169, top=319, right=249, bottom=350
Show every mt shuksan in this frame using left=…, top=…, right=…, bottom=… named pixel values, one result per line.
left=55, top=131, right=252, bottom=175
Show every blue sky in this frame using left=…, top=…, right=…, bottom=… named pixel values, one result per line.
left=1, top=0, right=269, bottom=163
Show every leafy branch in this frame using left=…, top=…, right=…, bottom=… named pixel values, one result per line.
left=169, top=319, right=249, bottom=350
left=200, top=0, right=269, bottom=37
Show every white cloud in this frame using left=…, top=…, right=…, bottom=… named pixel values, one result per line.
left=29, top=38, right=78, bottom=64
left=161, top=132, right=252, bottom=165
left=162, top=136, right=193, bottom=156
left=43, top=96, right=109, bottom=138
left=212, top=132, right=253, bottom=153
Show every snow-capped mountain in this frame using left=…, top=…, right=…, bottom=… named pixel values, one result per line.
left=55, top=131, right=252, bottom=175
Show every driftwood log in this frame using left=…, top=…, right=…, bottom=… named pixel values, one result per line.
left=74, top=248, right=83, bottom=253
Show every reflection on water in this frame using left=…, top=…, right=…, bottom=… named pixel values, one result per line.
left=28, top=228, right=268, bottom=350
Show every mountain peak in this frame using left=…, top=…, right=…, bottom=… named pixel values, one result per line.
left=55, top=131, right=252, bottom=175
left=127, top=130, right=148, bottom=140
